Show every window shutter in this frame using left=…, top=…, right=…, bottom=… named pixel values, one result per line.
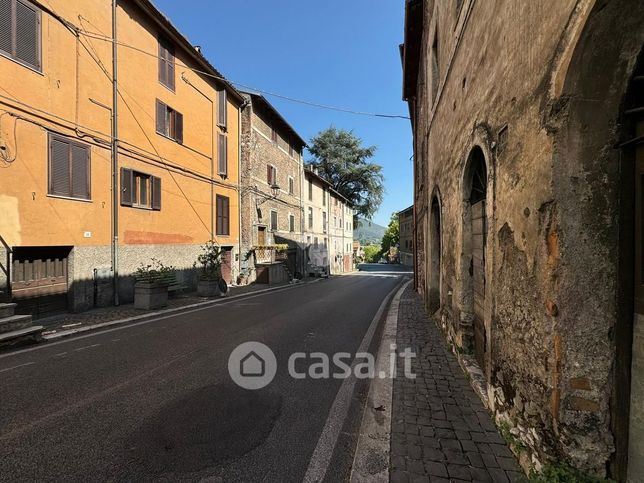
left=15, top=0, right=39, bottom=69
left=223, top=196, right=229, bottom=235
left=50, top=138, right=70, bottom=196
left=0, top=0, right=11, bottom=55
left=216, top=195, right=222, bottom=235
left=151, top=176, right=161, bottom=211
left=267, top=164, right=272, bottom=185
left=156, top=100, right=165, bottom=135
left=167, top=52, right=175, bottom=90
left=158, top=41, right=166, bottom=86
left=218, top=133, right=227, bottom=176
left=175, top=111, right=183, bottom=144
left=120, top=167, right=133, bottom=206
left=218, top=89, right=227, bottom=128
left=71, top=144, right=90, bottom=199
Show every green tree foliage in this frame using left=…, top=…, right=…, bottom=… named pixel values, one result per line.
left=379, top=213, right=400, bottom=259
left=362, top=244, right=382, bottom=263
left=308, top=127, right=384, bottom=219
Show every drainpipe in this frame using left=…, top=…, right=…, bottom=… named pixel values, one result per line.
left=111, top=0, right=120, bottom=305
left=238, top=104, right=243, bottom=277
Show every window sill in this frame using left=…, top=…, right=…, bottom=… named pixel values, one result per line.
left=160, top=81, right=176, bottom=94
left=156, top=130, right=182, bottom=145
left=131, top=204, right=155, bottom=211
left=0, top=51, right=43, bottom=76
left=47, top=194, right=92, bottom=203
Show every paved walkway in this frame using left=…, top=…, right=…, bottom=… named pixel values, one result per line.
left=390, top=287, right=525, bottom=483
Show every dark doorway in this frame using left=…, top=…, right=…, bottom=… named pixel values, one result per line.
left=429, top=195, right=441, bottom=313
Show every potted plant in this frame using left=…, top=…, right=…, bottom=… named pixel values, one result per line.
left=134, top=258, right=174, bottom=310
left=195, top=241, right=223, bottom=297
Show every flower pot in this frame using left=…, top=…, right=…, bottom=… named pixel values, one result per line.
left=198, top=279, right=221, bottom=298
left=134, top=282, right=168, bottom=310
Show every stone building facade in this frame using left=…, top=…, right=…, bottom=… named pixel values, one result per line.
left=239, top=91, right=307, bottom=282
left=398, top=206, right=414, bottom=267
left=402, top=0, right=644, bottom=480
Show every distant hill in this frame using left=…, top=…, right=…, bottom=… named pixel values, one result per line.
left=355, top=218, right=386, bottom=245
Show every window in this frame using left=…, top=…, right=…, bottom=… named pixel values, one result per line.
left=323, top=212, right=327, bottom=233
left=156, top=100, right=183, bottom=143
left=120, top=168, right=161, bottom=210
left=267, top=164, right=276, bottom=186
left=323, top=188, right=327, bottom=206
left=216, top=195, right=230, bottom=235
left=288, top=176, right=294, bottom=195
left=308, top=179, right=313, bottom=201
left=307, top=236, right=311, bottom=245
left=289, top=144, right=294, bottom=157
left=217, top=88, right=227, bottom=128
left=289, top=214, right=295, bottom=232
left=271, top=126, right=278, bottom=143
left=270, top=210, right=278, bottom=231
left=308, top=207, right=313, bottom=229
left=218, top=133, right=227, bottom=176
left=324, top=238, right=328, bottom=248
left=48, top=134, right=90, bottom=200
left=314, top=237, right=318, bottom=247
left=0, top=0, right=40, bottom=70
left=431, top=33, right=439, bottom=104
left=158, top=36, right=175, bottom=90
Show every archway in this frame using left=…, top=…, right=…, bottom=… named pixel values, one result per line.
left=428, top=193, right=441, bottom=313
left=463, top=147, right=488, bottom=370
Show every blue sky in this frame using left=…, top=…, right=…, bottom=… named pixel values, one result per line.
left=153, top=0, right=413, bottom=227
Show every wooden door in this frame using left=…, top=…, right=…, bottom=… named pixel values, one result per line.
left=472, top=199, right=486, bottom=369
left=221, top=248, right=233, bottom=284
left=257, top=227, right=266, bottom=246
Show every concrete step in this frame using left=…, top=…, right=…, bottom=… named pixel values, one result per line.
left=0, top=303, right=17, bottom=318
left=0, top=325, right=43, bottom=346
left=0, top=315, right=33, bottom=334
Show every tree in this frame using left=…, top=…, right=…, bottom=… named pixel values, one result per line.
left=363, top=244, right=382, bottom=263
left=379, top=213, right=400, bottom=261
left=308, top=127, right=384, bottom=219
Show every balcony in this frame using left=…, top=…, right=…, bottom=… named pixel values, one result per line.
left=253, top=244, right=289, bottom=264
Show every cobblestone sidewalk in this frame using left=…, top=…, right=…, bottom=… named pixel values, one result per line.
left=391, top=287, right=525, bottom=483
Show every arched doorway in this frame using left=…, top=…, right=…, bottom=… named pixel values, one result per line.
left=465, top=147, right=488, bottom=370
left=428, top=194, right=441, bottom=313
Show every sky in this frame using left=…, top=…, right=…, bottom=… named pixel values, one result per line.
left=153, top=0, right=413, bottom=227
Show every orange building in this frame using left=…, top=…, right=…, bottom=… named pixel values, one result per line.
left=0, top=0, right=243, bottom=315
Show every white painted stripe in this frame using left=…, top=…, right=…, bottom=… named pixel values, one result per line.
left=73, top=344, right=100, bottom=352
left=0, top=362, right=35, bottom=374
left=302, top=277, right=409, bottom=483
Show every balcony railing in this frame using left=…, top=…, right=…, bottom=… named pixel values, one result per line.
left=253, top=245, right=289, bottom=264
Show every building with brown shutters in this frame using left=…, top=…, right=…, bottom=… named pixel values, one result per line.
left=398, top=205, right=413, bottom=268
left=402, top=0, right=644, bottom=479
left=238, top=90, right=308, bottom=283
left=0, top=0, right=243, bottom=315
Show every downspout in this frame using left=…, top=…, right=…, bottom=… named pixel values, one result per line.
left=238, top=103, right=243, bottom=278
left=111, top=0, right=119, bottom=305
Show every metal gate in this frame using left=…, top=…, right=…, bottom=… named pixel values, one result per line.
left=472, top=200, right=486, bottom=369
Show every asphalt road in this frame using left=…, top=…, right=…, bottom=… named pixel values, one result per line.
left=0, top=269, right=407, bottom=483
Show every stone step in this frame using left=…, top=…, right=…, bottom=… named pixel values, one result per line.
left=0, top=325, right=43, bottom=346
left=0, top=303, right=17, bottom=318
left=0, top=315, right=33, bottom=334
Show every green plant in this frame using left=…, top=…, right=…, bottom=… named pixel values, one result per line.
left=530, top=463, right=613, bottom=483
left=134, top=258, right=175, bottom=284
left=195, top=241, right=223, bottom=281
left=498, top=421, right=526, bottom=455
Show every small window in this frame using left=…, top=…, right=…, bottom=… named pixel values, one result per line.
left=218, top=133, right=228, bottom=176
left=289, top=144, right=294, bottom=157
left=270, top=210, right=278, bottom=231
left=120, top=168, right=161, bottom=210
left=308, top=207, right=313, bottom=229
left=216, top=195, right=230, bottom=235
left=48, top=134, right=91, bottom=200
left=288, top=176, right=294, bottom=195
left=0, top=0, right=40, bottom=71
left=314, top=237, right=318, bottom=247
left=156, top=100, right=183, bottom=143
left=323, top=188, right=327, bottom=206
left=217, top=88, right=227, bottom=128
left=158, top=36, right=175, bottom=90
left=289, top=214, right=295, bottom=232
left=308, top=179, right=313, bottom=201
left=323, top=212, right=327, bottom=233
left=267, top=164, right=277, bottom=185
left=271, top=126, right=278, bottom=143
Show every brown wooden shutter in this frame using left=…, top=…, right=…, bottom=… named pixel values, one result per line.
left=216, top=195, right=223, bottom=235
left=71, top=144, right=90, bottom=199
left=267, top=164, right=272, bottom=185
left=151, top=176, right=161, bottom=210
left=120, top=168, right=133, bottom=206
left=175, top=111, right=183, bottom=144
left=223, top=196, right=229, bottom=235
left=15, top=0, right=39, bottom=69
left=218, top=89, right=227, bottom=128
left=0, top=0, right=11, bottom=55
left=156, top=100, right=166, bottom=135
left=49, top=137, right=69, bottom=196
left=218, top=133, right=227, bottom=176
left=158, top=40, right=166, bottom=86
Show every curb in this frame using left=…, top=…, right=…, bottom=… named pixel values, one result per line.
left=350, top=279, right=412, bottom=483
left=42, top=278, right=324, bottom=342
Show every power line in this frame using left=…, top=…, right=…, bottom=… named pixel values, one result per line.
left=76, top=29, right=410, bottom=121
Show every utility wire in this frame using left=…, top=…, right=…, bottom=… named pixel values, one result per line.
left=76, top=29, right=410, bottom=120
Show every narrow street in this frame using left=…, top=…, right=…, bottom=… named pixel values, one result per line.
left=0, top=270, right=405, bottom=482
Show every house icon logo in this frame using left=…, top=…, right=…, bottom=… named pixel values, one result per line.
left=240, top=351, right=265, bottom=377
left=228, top=341, right=277, bottom=390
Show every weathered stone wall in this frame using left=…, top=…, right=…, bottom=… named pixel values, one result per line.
left=407, top=0, right=644, bottom=477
